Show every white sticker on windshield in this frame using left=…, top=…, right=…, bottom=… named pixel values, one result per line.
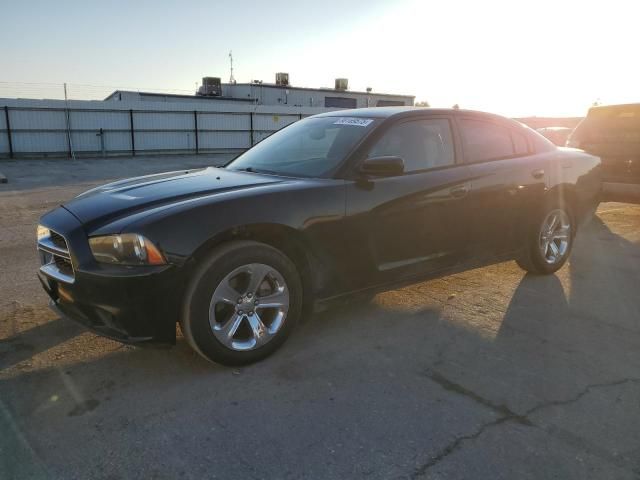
left=333, top=117, right=374, bottom=127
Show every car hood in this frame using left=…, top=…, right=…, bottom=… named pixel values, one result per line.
left=64, top=167, right=285, bottom=226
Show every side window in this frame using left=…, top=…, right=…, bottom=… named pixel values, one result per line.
left=460, top=119, right=514, bottom=162
left=368, top=119, right=455, bottom=172
left=512, top=129, right=529, bottom=155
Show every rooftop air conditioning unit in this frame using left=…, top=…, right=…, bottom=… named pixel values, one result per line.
left=335, top=78, right=348, bottom=91
left=197, top=77, right=222, bottom=96
left=276, top=72, right=290, bottom=86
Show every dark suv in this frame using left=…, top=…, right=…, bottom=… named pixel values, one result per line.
left=567, top=103, right=640, bottom=203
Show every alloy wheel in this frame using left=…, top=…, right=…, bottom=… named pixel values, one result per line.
left=538, top=209, right=571, bottom=265
left=209, top=263, right=290, bottom=351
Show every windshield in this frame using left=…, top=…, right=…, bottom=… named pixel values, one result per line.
left=227, top=116, right=377, bottom=177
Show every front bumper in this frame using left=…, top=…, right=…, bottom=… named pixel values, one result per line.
left=38, top=207, right=184, bottom=344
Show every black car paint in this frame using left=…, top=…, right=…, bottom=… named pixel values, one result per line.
left=38, top=108, right=602, bottom=344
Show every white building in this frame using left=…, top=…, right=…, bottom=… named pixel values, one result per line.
left=221, top=82, right=414, bottom=108
left=1, top=74, right=415, bottom=158
left=105, top=74, right=415, bottom=110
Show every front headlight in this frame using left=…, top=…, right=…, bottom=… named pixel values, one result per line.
left=37, top=225, right=51, bottom=241
left=89, top=234, right=166, bottom=265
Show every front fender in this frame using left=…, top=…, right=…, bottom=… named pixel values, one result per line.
left=108, top=179, right=349, bottom=299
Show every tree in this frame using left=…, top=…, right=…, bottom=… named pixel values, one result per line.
left=415, top=100, right=430, bottom=107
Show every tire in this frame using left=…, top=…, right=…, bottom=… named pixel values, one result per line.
left=180, top=240, right=303, bottom=366
left=516, top=199, right=575, bottom=275
left=579, top=200, right=599, bottom=228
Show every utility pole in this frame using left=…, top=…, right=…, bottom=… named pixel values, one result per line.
left=229, top=51, right=236, bottom=84
left=63, top=83, right=76, bottom=159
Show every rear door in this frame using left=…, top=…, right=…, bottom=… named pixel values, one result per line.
left=457, top=116, right=550, bottom=261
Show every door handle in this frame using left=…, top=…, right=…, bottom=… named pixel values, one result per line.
left=531, top=169, right=545, bottom=179
left=450, top=185, right=469, bottom=198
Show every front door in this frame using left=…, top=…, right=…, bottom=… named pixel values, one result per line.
left=343, top=116, right=473, bottom=291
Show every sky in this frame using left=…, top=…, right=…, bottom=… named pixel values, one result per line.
left=2, top=0, right=639, bottom=117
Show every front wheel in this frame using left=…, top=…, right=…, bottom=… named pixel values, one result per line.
left=180, top=241, right=302, bottom=366
left=516, top=203, right=575, bottom=275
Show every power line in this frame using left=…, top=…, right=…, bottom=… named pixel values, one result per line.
left=0, top=81, right=197, bottom=100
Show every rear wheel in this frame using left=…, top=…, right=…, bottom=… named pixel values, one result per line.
left=516, top=202, right=575, bottom=275
left=181, top=241, right=302, bottom=365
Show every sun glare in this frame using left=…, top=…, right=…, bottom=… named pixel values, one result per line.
left=290, top=0, right=640, bottom=117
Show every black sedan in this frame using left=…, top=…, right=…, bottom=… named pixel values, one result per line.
left=37, top=107, right=602, bottom=365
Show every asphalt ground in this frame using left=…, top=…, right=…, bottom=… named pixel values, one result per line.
left=1, top=155, right=639, bottom=479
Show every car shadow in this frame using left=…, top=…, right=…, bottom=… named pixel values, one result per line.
left=4, top=212, right=639, bottom=413
left=568, top=213, right=640, bottom=333
left=0, top=317, right=84, bottom=371
left=0, top=298, right=451, bottom=422
left=493, top=212, right=640, bottom=403
left=2, top=209, right=640, bottom=478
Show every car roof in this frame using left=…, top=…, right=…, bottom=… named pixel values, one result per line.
left=312, top=106, right=515, bottom=123
left=538, top=126, right=572, bottom=132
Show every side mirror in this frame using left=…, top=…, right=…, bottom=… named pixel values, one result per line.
left=359, top=156, right=405, bottom=177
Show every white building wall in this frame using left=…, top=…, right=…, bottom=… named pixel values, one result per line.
left=223, top=84, right=414, bottom=108
left=106, top=90, right=250, bottom=106
left=104, top=85, right=414, bottom=109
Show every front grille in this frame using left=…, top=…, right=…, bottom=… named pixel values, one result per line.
left=50, top=231, right=68, bottom=250
left=38, top=229, right=75, bottom=283
left=54, top=255, right=74, bottom=276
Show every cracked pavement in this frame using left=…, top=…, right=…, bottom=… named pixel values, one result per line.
left=1, top=156, right=640, bottom=479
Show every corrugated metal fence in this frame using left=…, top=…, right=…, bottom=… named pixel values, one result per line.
left=0, top=101, right=326, bottom=158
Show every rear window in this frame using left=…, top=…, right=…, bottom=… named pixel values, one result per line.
left=459, top=119, right=514, bottom=162
left=460, top=119, right=539, bottom=162
left=512, top=130, right=529, bottom=155
left=521, top=124, right=556, bottom=152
